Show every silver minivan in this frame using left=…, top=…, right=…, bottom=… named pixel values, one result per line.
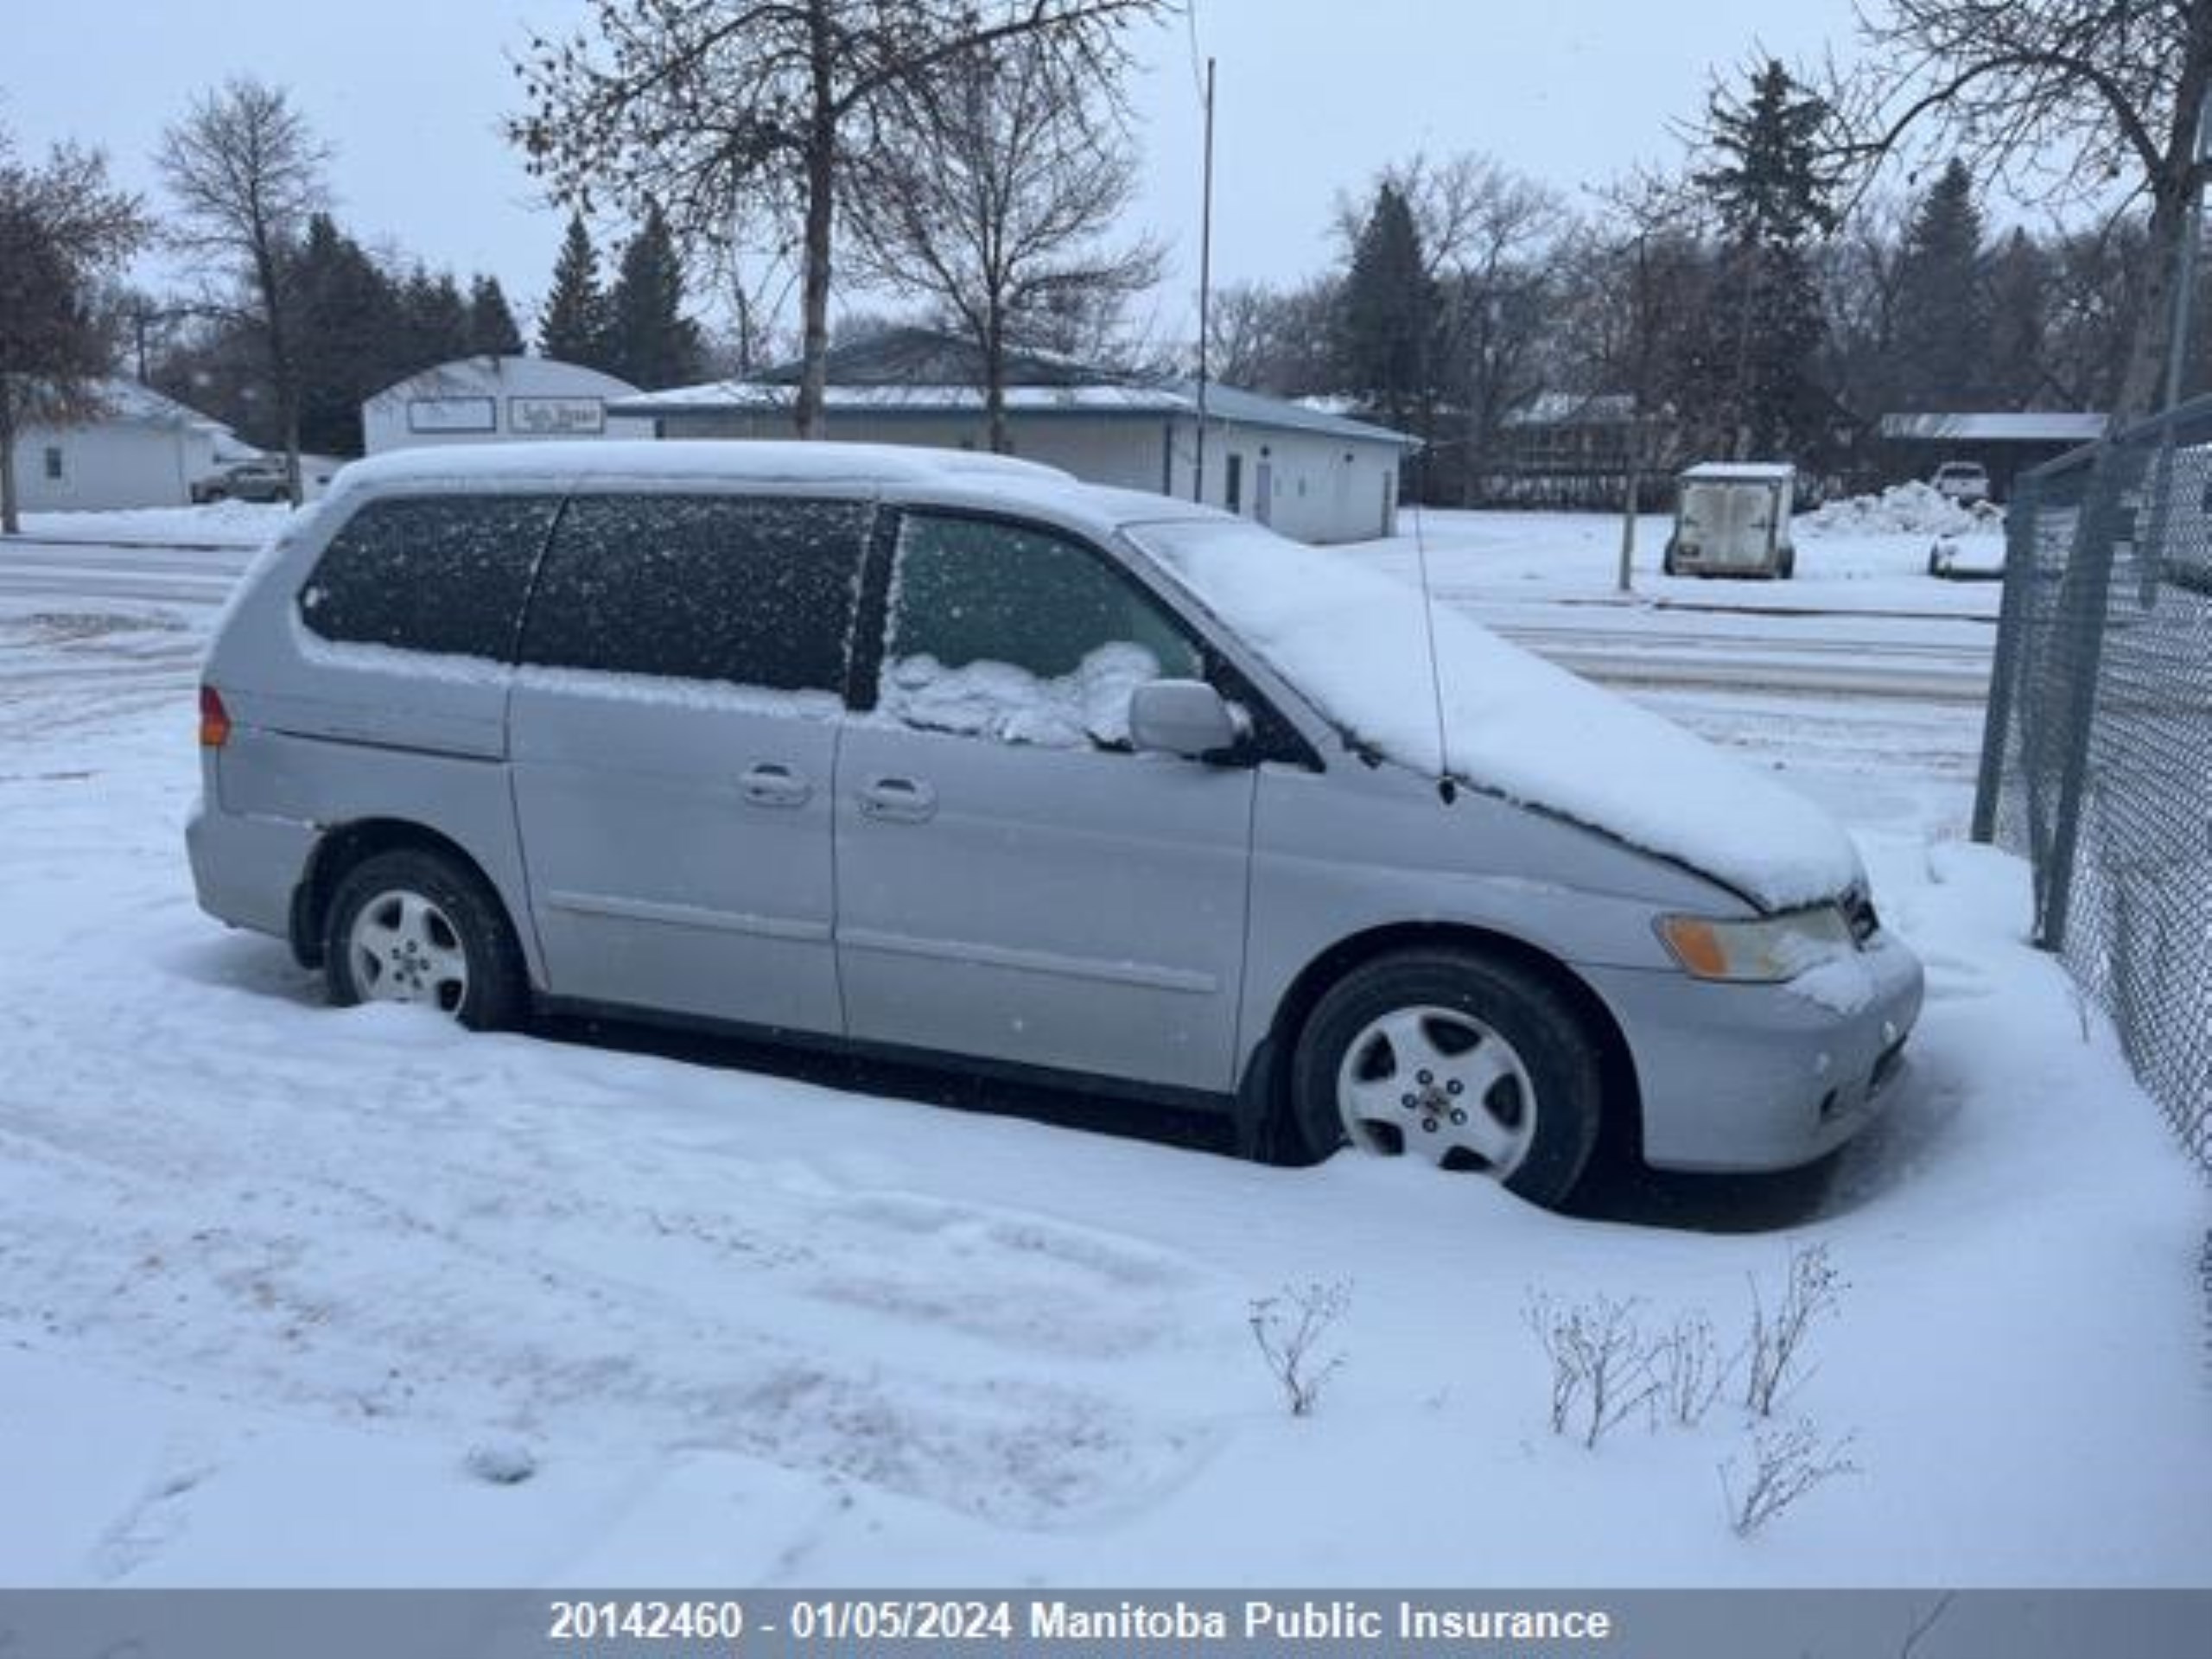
left=188, top=442, right=1922, bottom=1209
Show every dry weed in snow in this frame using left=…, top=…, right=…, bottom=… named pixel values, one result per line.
left=1249, top=1280, right=1351, bottom=1418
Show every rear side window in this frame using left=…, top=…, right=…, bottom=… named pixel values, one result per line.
left=520, top=494, right=870, bottom=696
left=299, top=495, right=557, bottom=659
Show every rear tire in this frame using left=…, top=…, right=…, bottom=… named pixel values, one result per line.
left=324, top=848, right=527, bottom=1031
left=1284, top=950, right=1604, bottom=1210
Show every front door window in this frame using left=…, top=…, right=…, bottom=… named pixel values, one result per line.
left=879, top=513, right=1204, bottom=750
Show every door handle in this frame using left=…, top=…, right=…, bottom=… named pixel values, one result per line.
left=859, top=774, right=938, bottom=823
left=740, top=763, right=812, bottom=809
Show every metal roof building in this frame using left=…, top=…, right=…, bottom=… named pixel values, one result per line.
left=1878, top=410, right=2110, bottom=497
left=611, top=328, right=1417, bottom=545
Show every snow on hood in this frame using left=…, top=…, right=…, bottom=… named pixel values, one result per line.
left=1130, top=518, right=1865, bottom=912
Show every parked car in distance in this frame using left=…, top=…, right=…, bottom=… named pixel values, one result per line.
left=188, top=442, right=1922, bottom=1211
left=1930, top=461, right=1992, bottom=505
left=191, top=455, right=291, bottom=504
left=1926, top=534, right=2006, bottom=581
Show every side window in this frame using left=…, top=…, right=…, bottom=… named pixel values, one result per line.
left=520, top=494, right=869, bottom=696
left=881, top=513, right=1204, bottom=749
left=299, top=494, right=556, bottom=659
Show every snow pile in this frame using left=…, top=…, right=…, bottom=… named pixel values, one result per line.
left=16, top=501, right=290, bottom=548
left=1803, top=482, right=1999, bottom=539
left=877, top=643, right=1161, bottom=749
left=1134, top=518, right=1863, bottom=910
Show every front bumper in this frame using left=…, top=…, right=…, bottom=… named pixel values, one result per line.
left=1581, top=932, right=1925, bottom=1173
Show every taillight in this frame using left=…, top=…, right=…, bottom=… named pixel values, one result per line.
left=199, top=684, right=232, bottom=748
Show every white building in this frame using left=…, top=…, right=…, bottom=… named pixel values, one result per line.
left=363, top=355, right=651, bottom=455
left=612, top=329, right=1416, bottom=545
left=9, top=380, right=229, bottom=512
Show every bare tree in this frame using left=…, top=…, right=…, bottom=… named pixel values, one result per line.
left=1843, top=0, right=2212, bottom=417
left=844, top=37, right=1160, bottom=452
left=1338, top=152, right=1565, bottom=498
left=1205, top=281, right=1283, bottom=390
left=0, top=127, right=149, bottom=534
left=511, top=0, right=1171, bottom=440
left=158, top=78, right=331, bottom=503
left=1815, top=188, right=1916, bottom=419
left=1202, top=276, right=1343, bottom=397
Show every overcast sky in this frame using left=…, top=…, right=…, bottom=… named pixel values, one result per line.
left=1, top=0, right=1866, bottom=342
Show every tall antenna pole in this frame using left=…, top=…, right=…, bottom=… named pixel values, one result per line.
left=1194, top=55, right=1215, bottom=504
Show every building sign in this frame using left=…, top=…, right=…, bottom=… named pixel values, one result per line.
left=508, top=396, right=607, bottom=436
left=406, top=397, right=498, bottom=435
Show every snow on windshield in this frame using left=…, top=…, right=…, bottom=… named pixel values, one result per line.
left=1130, top=518, right=1865, bottom=911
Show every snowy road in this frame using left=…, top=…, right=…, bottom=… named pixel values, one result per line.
left=2, top=506, right=2202, bottom=1589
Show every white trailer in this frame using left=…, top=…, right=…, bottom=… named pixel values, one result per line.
left=1663, top=461, right=1798, bottom=580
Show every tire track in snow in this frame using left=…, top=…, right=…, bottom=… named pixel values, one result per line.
left=0, top=967, right=1230, bottom=1529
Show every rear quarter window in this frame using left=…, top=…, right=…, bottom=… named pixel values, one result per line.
left=519, top=493, right=871, bottom=696
left=298, top=494, right=558, bottom=660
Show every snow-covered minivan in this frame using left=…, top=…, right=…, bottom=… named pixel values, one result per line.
left=188, top=442, right=1922, bottom=1210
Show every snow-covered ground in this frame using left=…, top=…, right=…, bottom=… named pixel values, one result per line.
left=14, top=501, right=291, bottom=548
left=0, top=505, right=2204, bottom=1587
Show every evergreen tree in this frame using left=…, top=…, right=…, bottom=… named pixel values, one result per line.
left=290, top=212, right=401, bottom=454
left=397, top=267, right=470, bottom=370
left=1693, top=60, right=1839, bottom=460
left=1981, top=228, right=2050, bottom=409
left=602, top=203, right=701, bottom=388
left=1886, top=159, right=1988, bottom=411
left=465, top=274, right=525, bottom=357
left=1335, top=182, right=1437, bottom=431
left=538, top=212, right=610, bottom=367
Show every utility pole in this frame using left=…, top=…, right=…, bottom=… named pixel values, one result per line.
left=1616, top=232, right=1649, bottom=594
left=1193, top=55, right=1215, bottom=505
left=2164, top=87, right=2212, bottom=411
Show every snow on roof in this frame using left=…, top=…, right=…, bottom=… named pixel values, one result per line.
left=618, top=378, right=1414, bottom=447
left=63, top=378, right=226, bottom=432
left=1681, top=461, right=1797, bottom=481
left=1879, top=411, right=2108, bottom=443
left=365, top=355, right=644, bottom=404
left=620, top=380, right=1173, bottom=416
left=612, top=327, right=1415, bottom=448
left=1504, top=391, right=1640, bottom=427
left=1129, top=518, right=1865, bottom=911
left=321, top=439, right=1073, bottom=504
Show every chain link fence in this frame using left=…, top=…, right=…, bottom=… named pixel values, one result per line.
left=1974, top=396, right=2212, bottom=1173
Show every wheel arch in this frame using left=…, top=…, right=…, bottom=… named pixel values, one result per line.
left=289, top=818, right=528, bottom=976
left=1252, top=921, right=1645, bottom=1166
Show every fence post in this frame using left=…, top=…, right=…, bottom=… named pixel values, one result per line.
left=2034, top=448, right=2124, bottom=952
left=1970, top=480, right=2037, bottom=844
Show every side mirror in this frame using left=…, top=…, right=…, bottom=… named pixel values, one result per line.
left=1128, top=679, right=1249, bottom=760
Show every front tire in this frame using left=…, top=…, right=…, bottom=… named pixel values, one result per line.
left=324, top=848, right=527, bottom=1030
left=1284, top=950, right=1604, bottom=1209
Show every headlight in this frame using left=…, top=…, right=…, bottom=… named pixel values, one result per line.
left=1656, top=906, right=1854, bottom=983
